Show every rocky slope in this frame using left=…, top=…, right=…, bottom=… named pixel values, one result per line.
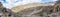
left=10, top=2, right=55, bottom=17
left=11, top=3, right=53, bottom=13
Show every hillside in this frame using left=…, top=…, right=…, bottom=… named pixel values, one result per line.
left=10, top=2, right=55, bottom=17
left=11, top=3, right=53, bottom=13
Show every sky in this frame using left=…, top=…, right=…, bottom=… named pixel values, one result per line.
left=41, top=0, right=57, bottom=2
left=0, top=0, right=57, bottom=9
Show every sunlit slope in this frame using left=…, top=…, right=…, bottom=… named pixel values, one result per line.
left=11, top=3, right=52, bottom=13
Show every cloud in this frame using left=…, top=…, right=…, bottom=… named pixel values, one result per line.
left=0, top=0, right=1, bottom=2
left=1, top=0, right=56, bottom=9
left=1, top=0, right=41, bottom=9
left=53, top=0, right=57, bottom=1
left=2, top=0, right=56, bottom=9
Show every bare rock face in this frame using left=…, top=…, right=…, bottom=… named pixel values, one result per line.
left=0, top=2, right=14, bottom=17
